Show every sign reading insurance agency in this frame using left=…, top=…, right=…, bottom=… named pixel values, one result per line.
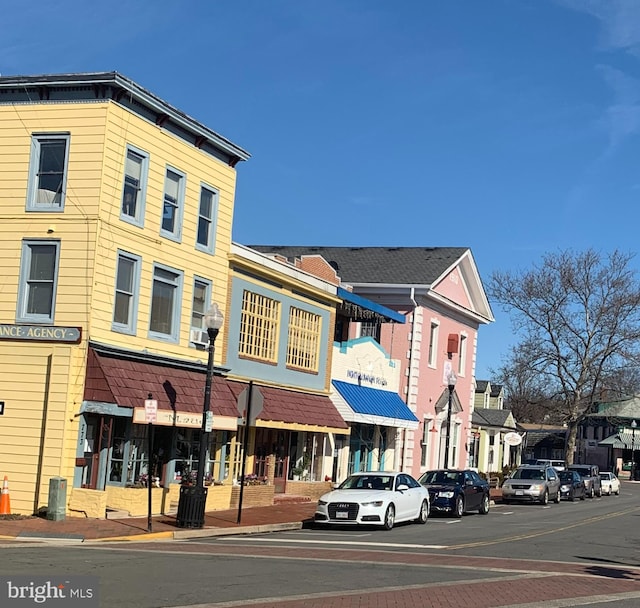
left=0, top=324, right=81, bottom=343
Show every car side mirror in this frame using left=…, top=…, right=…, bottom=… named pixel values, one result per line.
left=465, top=480, right=473, bottom=486
left=396, top=484, right=409, bottom=491
left=332, top=483, right=340, bottom=490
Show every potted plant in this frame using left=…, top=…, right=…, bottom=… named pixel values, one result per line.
left=291, top=465, right=304, bottom=481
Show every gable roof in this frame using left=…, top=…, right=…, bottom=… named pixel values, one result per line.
left=251, top=246, right=494, bottom=324
left=475, top=380, right=490, bottom=393
left=250, top=246, right=468, bottom=284
left=472, top=408, right=516, bottom=429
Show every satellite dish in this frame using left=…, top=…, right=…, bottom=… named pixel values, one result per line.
left=504, top=432, right=523, bottom=446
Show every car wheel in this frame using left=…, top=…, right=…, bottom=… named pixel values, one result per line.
left=569, top=490, right=575, bottom=502
left=540, top=490, right=549, bottom=505
left=415, top=500, right=429, bottom=524
left=596, top=489, right=602, bottom=497
left=615, top=489, right=620, bottom=495
left=580, top=490, right=586, bottom=500
left=478, top=493, right=490, bottom=514
left=554, top=490, right=560, bottom=504
left=454, top=495, right=464, bottom=518
left=383, top=504, right=395, bottom=530
left=589, top=487, right=594, bottom=498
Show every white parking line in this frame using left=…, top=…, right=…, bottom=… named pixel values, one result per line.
left=221, top=537, right=449, bottom=549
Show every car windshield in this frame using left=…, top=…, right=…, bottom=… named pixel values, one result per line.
left=511, top=468, right=546, bottom=480
left=339, top=475, right=393, bottom=490
left=420, top=470, right=463, bottom=485
left=558, top=471, right=574, bottom=481
left=569, top=468, right=589, bottom=477
left=600, top=473, right=611, bottom=480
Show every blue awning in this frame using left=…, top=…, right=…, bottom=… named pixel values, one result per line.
left=332, top=380, right=419, bottom=429
left=337, top=287, right=405, bottom=323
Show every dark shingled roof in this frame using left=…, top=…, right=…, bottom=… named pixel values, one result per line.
left=472, top=408, right=515, bottom=429
left=475, top=380, right=489, bottom=392
left=250, top=246, right=469, bottom=285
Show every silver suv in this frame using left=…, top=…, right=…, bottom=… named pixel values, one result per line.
left=502, top=465, right=561, bottom=505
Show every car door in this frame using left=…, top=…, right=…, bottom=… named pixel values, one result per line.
left=463, top=471, right=480, bottom=510
left=394, top=474, right=417, bottom=520
left=546, top=467, right=560, bottom=498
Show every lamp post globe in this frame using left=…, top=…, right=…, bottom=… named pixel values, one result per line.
left=444, top=373, right=457, bottom=469
left=176, top=302, right=224, bottom=529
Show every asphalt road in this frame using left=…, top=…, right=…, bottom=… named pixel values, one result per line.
left=1, top=483, right=639, bottom=607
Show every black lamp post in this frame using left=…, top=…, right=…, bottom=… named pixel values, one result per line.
left=177, top=303, right=224, bottom=528
left=444, top=373, right=457, bottom=469
left=631, top=420, right=637, bottom=481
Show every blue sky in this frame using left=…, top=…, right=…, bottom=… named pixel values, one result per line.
left=3, top=0, right=640, bottom=379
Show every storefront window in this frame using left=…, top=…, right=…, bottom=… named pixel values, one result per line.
left=127, top=426, right=149, bottom=485
left=108, top=418, right=128, bottom=483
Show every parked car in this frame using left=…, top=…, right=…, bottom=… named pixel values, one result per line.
left=535, top=459, right=566, bottom=471
left=501, top=464, right=561, bottom=505
left=599, top=472, right=620, bottom=496
left=314, top=471, right=430, bottom=530
left=557, top=470, right=586, bottom=501
left=418, top=469, right=490, bottom=517
left=567, top=464, right=601, bottom=498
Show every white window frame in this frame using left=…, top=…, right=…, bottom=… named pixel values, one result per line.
left=160, top=165, right=186, bottom=241
left=112, top=250, right=142, bottom=335
left=195, top=183, right=219, bottom=254
left=120, top=145, right=149, bottom=227
left=458, top=333, right=467, bottom=376
left=420, top=418, right=432, bottom=467
left=428, top=320, right=439, bottom=368
left=190, top=277, right=212, bottom=346
left=17, top=240, right=61, bottom=323
left=148, top=263, right=183, bottom=343
left=26, top=133, right=70, bottom=211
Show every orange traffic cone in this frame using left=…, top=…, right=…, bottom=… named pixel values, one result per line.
left=0, top=476, right=11, bottom=515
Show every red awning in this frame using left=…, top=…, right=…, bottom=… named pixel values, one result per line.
left=84, top=348, right=348, bottom=433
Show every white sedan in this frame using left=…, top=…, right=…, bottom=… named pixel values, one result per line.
left=314, top=471, right=430, bottom=530
left=600, top=472, right=620, bottom=495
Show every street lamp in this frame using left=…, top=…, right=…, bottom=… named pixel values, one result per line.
left=631, top=420, right=637, bottom=481
left=444, top=373, right=457, bottom=469
left=177, top=302, right=224, bottom=528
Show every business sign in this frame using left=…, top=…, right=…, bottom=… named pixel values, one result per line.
left=133, top=408, right=237, bottom=430
left=504, top=432, right=523, bottom=446
left=0, top=324, right=81, bottom=343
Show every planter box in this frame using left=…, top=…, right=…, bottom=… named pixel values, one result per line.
left=230, top=484, right=275, bottom=508
left=285, top=481, right=332, bottom=500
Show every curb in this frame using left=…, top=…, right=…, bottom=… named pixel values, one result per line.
left=89, top=521, right=304, bottom=543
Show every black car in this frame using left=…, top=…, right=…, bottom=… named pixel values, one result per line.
left=418, top=469, right=490, bottom=517
left=558, top=470, right=586, bottom=501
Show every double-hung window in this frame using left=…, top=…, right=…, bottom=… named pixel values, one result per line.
left=238, top=290, right=279, bottom=363
left=196, top=184, right=218, bottom=253
left=149, top=264, right=183, bottom=341
left=190, top=277, right=212, bottom=346
left=286, top=306, right=321, bottom=372
left=428, top=321, right=439, bottom=368
left=17, top=240, right=60, bottom=323
left=160, top=167, right=185, bottom=240
left=420, top=419, right=431, bottom=467
left=112, top=251, right=141, bottom=334
left=26, top=133, right=70, bottom=211
left=121, top=146, right=149, bottom=226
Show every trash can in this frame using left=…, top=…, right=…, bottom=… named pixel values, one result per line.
left=176, top=485, right=208, bottom=528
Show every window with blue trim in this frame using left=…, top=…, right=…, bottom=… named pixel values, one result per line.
left=26, top=133, right=70, bottom=211
left=17, top=240, right=60, bottom=323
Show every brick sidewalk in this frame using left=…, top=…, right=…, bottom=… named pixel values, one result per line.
left=0, top=501, right=318, bottom=541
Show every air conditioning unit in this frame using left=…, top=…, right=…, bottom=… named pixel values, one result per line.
left=190, top=329, right=209, bottom=346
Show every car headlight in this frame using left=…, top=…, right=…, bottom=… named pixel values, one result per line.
left=529, top=484, right=544, bottom=491
left=318, top=499, right=328, bottom=506
left=361, top=500, right=384, bottom=507
left=560, top=485, right=569, bottom=491
left=438, top=491, right=455, bottom=498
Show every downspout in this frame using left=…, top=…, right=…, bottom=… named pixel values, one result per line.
left=401, top=288, right=419, bottom=472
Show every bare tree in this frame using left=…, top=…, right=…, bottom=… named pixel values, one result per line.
left=492, top=345, right=565, bottom=424
left=489, top=249, right=640, bottom=464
